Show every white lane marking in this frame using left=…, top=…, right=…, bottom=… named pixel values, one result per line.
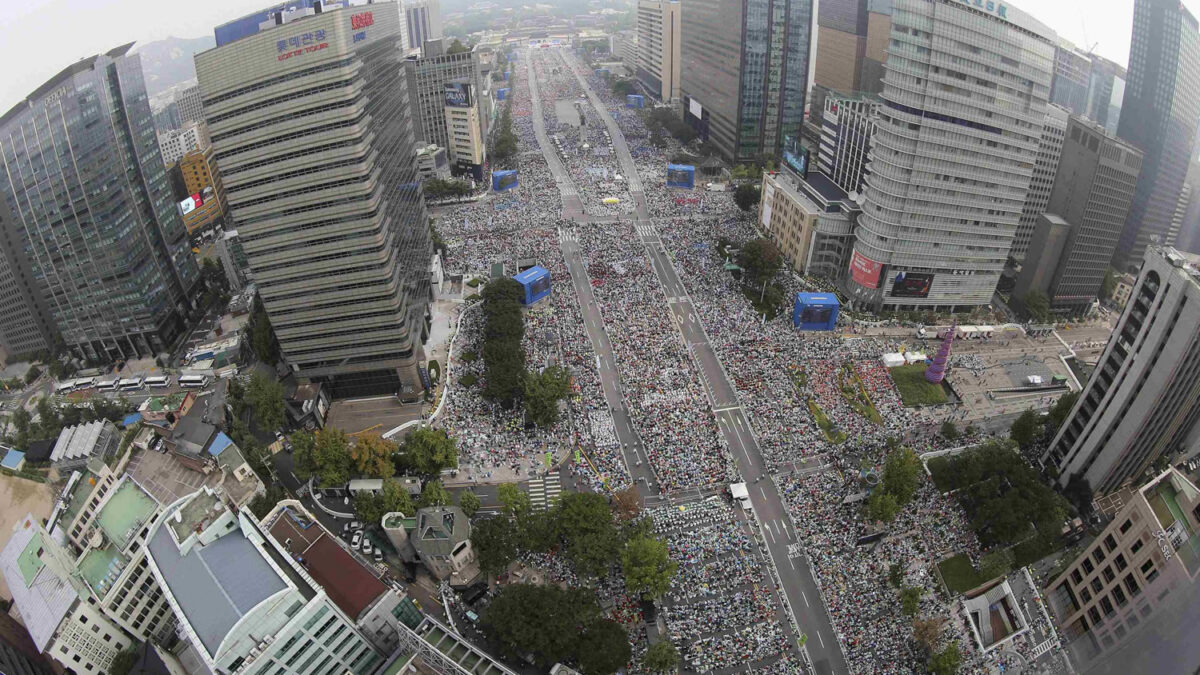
left=766, top=526, right=776, bottom=544
left=760, top=486, right=767, bottom=500
left=818, top=632, right=825, bottom=649
left=802, top=591, right=810, bottom=607
left=789, top=557, right=795, bottom=570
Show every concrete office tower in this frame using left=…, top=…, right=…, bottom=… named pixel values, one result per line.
left=0, top=44, right=200, bottom=362
left=175, top=84, right=205, bottom=126
left=404, top=0, right=442, bottom=53
left=444, top=81, right=486, bottom=170
left=636, top=0, right=681, bottom=102
left=198, top=1, right=432, bottom=398
left=814, top=0, right=870, bottom=97
left=0, top=199, right=55, bottom=358
left=1011, top=105, right=1070, bottom=262
left=404, top=40, right=489, bottom=177
left=157, top=121, right=210, bottom=166
left=1042, top=246, right=1200, bottom=493
left=817, top=91, right=879, bottom=195
left=843, top=0, right=1056, bottom=311
left=146, top=489, right=384, bottom=675
left=1050, top=39, right=1093, bottom=116
left=1114, top=0, right=1200, bottom=269
left=1029, top=117, right=1142, bottom=315
left=1044, top=468, right=1200, bottom=667
left=680, top=0, right=812, bottom=163
left=612, top=31, right=639, bottom=72
left=1086, top=55, right=1126, bottom=134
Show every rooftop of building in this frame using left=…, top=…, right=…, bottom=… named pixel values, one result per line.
left=963, top=580, right=1028, bottom=651
left=166, top=489, right=223, bottom=541
left=124, top=441, right=261, bottom=509
left=0, top=516, right=78, bottom=651
left=95, top=479, right=159, bottom=550
left=412, top=506, right=470, bottom=557
left=51, top=420, right=115, bottom=464
left=77, top=544, right=127, bottom=596
left=57, top=470, right=101, bottom=528
left=0, top=43, right=134, bottom=127
left=148, top=507, right=288, bottom=658
left=267, top=505, right=387, bottom=621
left=141, top=392, right=189, bottom=413
left=383, top=512, right=417, bottom=530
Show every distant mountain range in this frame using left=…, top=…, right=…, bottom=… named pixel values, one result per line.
left=132, top=35, right=215, bottom=98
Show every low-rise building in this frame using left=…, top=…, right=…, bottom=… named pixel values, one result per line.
left=408, top=506, right=477, bottom=585
left=415, top=145, right=452, bottom=181
left=50, top=421, right=120, bottom=474
left=759, top=168, right=857, bottom=281
left=177, top=145, right=227, bottom=238
left=1111, top=273, right=1136, bottom=308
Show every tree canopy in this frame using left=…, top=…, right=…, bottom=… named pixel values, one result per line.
left=498, top=483, right=531, bottom=516
left=881, top=447, right=922, bottom=505
left=1023, top=289, right=1051, bottom=322
left=643, top=640, right=680, bottom=674
left=1009, top=410, right=1041, bottom=450
left=457, top=490, right=481, bottom=517
left=398, top=427, right=458, bottom=477
left=734, top=183, right=761, bottom=212
left=355, top=478, right=416, bottom=524
left=418, top=480, right=451, bottom=508
left=482, top=278, right=527, bottom=407
left=246, top=372, right=285, bottom=432
left=930, top=642, right=962, bottom=675
left=523, top=365, right=572, bottom=427
left=472, top=515, right=520, bottom=575
left=621, top=535, right=677, bottom=600
left=351, top=434, right=398, bottom=479
left=292, top=429, right=354, bottom=487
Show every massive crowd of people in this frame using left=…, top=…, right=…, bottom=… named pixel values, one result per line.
left=435, top=45, right=1071, bottom=675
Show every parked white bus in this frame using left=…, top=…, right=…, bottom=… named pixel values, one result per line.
left=95, top=379, right=120, bottom=392
left=117, top=377, right=144, bottom=391
left=72, top=377, right=96, bottom=391
left=144, top=375, right=171, bottom=388
left=178, top=374, right=211, bottom=389
left=54, top=380, right=75, bottom=395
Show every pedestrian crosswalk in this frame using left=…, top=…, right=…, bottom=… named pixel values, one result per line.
left=528, top=471, right=563, bottom=511
left=559, top=227, right=578, bottom=245
left=634, top=223, right=658, bottom=240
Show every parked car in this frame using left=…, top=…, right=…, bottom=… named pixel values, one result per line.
left=351, top=531, right=363, bottom=549
left=374, top=548, right=383, bottom=562
left=362, top=541, right=373, bottom=556
left=348, top=521, right=362, bottom=531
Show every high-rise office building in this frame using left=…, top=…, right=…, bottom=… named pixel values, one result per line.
left=404, top=40, right=488, bottom=176
left=157, top=121, right=210, bottom=166
left=635, top=0, right=681, bottom=102
left=816, top=91, right=879, bottom=195
left=198, top=1, right=432, bottom=397
left=1086, top=55, right=1126, bottom=134
left=1034, top=116, right=1142, bottom=315
left=0, top=199, right=54, bottom=358
left=680, top=0, right=812, bottom=163
left=153, top=101, right=182, bottom=132
left=612, top=31, right=639, bottom=72
left=1050, top=39, right=1093, bottom=116
left=175, top=84, right=205, bottom=126
left=843, top=0, right=1056, bottom=311
left=404, top=0, right=442, bottom=53
left=1114, top=0, right=1200, bottom=269
left=0, top=44, right=200, bottom=362
left=857, top=0, right=894, bottom=95
left=146, top=488, right=385, bottom=674
left=1044, top=468, right=1200, bottom=668
left=1012, top=105, right=1070, bottom=262
left=1042, top=246, right=1200, bottom=493
left=814, top=0, right=870, bottom=96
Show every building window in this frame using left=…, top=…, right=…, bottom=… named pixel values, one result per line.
left=1131, top=539, right=1143, bottom=554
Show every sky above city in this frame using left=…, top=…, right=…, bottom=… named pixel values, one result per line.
left=0, top=0, right=1187, bottom=115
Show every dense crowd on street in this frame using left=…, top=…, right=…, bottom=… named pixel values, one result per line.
left=649, top=499, right=802, bottom=674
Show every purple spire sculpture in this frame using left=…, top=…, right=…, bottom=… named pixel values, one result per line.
left=925, top=320, right=955, bottom=384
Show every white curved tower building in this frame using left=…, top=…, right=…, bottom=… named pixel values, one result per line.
left=844, top=0, right=1056, bottom=311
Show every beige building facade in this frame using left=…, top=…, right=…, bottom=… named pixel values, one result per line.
left=636, top=0, right=681, bottom=102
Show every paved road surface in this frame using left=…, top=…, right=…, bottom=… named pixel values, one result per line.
left=562, top=52, right=851, bottom=675
left=525, top=55, right=584, bottom=216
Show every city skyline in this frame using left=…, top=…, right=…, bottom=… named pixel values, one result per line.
left=0, top=0, right=1172, bottom=116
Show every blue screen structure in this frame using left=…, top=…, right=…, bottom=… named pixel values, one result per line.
left=666, top=164, right=696, bottom=189
left=492, top=170, right=518, bottom=191
left=626, top=94, right=644, bottom=108
left=513, top=266, right=551, bottom=305
left=792, top=293, right=839, bottom=331
left=497, top=88, right=510, bottom=101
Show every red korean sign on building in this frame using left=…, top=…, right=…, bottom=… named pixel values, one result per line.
left=849, top=250, right=883, bottom=289
left=351, top=12, right=375, bottom=30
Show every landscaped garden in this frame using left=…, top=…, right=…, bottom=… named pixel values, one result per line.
left=889, top=363, right=949, bottom=406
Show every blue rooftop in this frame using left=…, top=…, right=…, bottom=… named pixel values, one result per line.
left=208, top=433, right=234, bottom=457
left=1, top=449, right=25, bottom=470
left=122, top=412, right=143, bottom=427
left=513, top=266, right=549, bottom=283
left=796, top=293, right=839, bottom=304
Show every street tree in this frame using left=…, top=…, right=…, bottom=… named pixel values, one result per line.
left=523, top=365, right=572, bottom=427
left=249, top=485, right=287, bottom=519
left=246, top=372, right=286, bottom=433
left=734, top=183, right=761, bottom=211
left=472, top=516, right=520, bottom=575
left=643, top=640, right=680, bottom=674
left=900, top=586, right=922, bottom=616
left=912, top=616, right=945, bottom=654
left=621, top=536, right=677, bottom=600
left=1009, top=410, right=1040, bottom=450
left=940, top=420, right=960, bottom=441
left=881, top=447, right=922, bottom=505
left=867, top=490, right=900, bottom=523
left=737, top=237, right=782, bottom=283
left=399, top=427, right=458, bottom=477
left=418, top=480, right=451, bottom=508
left=556, top=493, right=622, bottom=578
left=356, top=478, right=416, bottom=524
left=498, top=483, right=531, bottom=517
left=457, top=490, right=482, bottom=517
left=479, top=584, right=602, bottom=668
left=1023, top=289, right=1051, bottom=322
left=577, top=619, right=632, bottom=675
left=612, top=486, right=643, bottom=521
left=350, top=434, right=398, bottom=479
left=930, top=642, right=962, bottom=675
left=292, top=429, right=354, bottom=487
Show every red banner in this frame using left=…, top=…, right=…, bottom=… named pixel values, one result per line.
left=849, top=250, right=883, bottom=289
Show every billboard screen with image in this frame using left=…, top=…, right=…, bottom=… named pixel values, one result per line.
left=493, top=170, right=518, bottom=191
left=782, top=135, right=808, bottom=177
left=666, top=164, right=695, bottom=189
left=178, top=193, right=204, bottom=216
left=890, top=271, right=934, bottom=298
left=444, top=82, right=473, bottom=108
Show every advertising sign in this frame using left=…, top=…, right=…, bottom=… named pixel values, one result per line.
left=782, top=135, right=809, bottom=177
left=849, top=250, right=883, bottom=289
left=891, top=271, right=934, bottom=298
left=792, top=293, right=840, bottom=331
left=276, top=28, right=329, bottom=61
left=178, top=193, right=205, bottom=216
left=688, top=97, right=703, bottom=120
left=492, top=170, right=518, bottom=191
left=444, top=82, right=473, bottom=108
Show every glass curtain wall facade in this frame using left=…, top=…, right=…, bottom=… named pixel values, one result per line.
left=0, top=45, right=199, bottom=362
left=1113, top=0, right=1200, bottom=270
left=843, top=0, right=1056, bottom=311
left=197, top=3, right=431, bottom=398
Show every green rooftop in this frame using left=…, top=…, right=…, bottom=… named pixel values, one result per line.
left=78, top=545, right=127, bottom=595
left=17, top=533, right=45, bottom=586
left=144, top=392, right=187, bottom=412
left=59, top=472, right=99, bottom=528
left=96, top=480, right=158, bottom=550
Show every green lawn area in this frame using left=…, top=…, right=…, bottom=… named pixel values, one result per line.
left=938, top=554, right=987, bottom=594
left=741, top=282, right=787, bottom=320
left=889, top=364, right=949, bottom=407
left=807, top=399, right=847, bottom=444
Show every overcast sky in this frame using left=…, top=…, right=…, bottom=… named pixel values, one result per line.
left=0, top=0, right=1188, bottom=114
